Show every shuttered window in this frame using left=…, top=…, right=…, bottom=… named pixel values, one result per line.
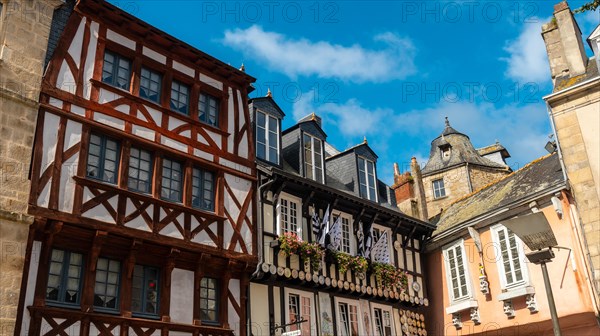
left=443, top=240, right=470, bottom=301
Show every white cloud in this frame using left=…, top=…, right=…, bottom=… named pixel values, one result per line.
left=222, top=25, right=417, bottom=83
left=502, top=18, right=551, bottom=84
left=294, top=91, right=551, bottom=184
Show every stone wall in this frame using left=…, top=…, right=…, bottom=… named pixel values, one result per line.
left=469, top=165, right=510, bottom=193
left=422, top=166, right=471, bottom=218
left=548, top=81, right=600, bottom=298
left=0, top=0, right=62, bottom=334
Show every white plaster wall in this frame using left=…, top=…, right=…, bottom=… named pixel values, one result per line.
left=124, top=199, right=152, bottom=232
left=82, top=187, right=116, bottom=224
left=250, top=283, right=270, bottom=336
left=93, top=112, right=125, bottom=130
left=161, top=137, right=187, bottom=153
left=37, top=178, right=51, bottom=208
left=172, top=60, right=194, bottom=77
left=20, top=241, right=41, bottom=335
left=98, top=88, right=122, bottom=104
left=199, top=74, right=223, bottom=90
left=143, top=46, right=166, bottom=64
left=170, top=268, right=194, bottom=324
left=41, top=113, right=60, bottom=175
left=58, top=154, right=78, bottom=213
left=106, top=29, right=135, bottom=49
left=228, top=279, right=241, bottom=336
left=227, top=88, right=235, bottom=151
left=132, top=125, right=155, bottom=141
left=205, top=130, right=222, bottom=150
left=67, top=18, right=85, bottom=68
left=193, top=148, right=214, bottom=162
left=57, top=60, right=76, bottom=94
left=83, top=21, right=99, bottom=100
left=89, top=324, right=120, bottom=336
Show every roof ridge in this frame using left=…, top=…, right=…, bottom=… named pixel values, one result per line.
left=439, top=152, right=555, bottom=212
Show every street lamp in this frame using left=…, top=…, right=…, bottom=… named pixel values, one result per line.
left=503, top=211, right=562, bottom=336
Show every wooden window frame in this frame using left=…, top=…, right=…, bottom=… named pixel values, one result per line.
left=199, top=277, right=219, bottom=325
left=333, top=211, right=354, bottom=255
left=93, top=257, right=122, bottom=313
left=45, top=249, right=85, bottom=308
left=284, top=288, right=315, bottom=336
left=433, top=178, right=446, bottom=199
left=131, top=264, right=161, bottom=318
left=335, top=297, right=363, bottom=336
left=87, top=133, right=121, bottom=185
left=255, top=110, right=279, bottom=164
left=139, top=66, right=163, bottom=104
left=170, top=79, right=191, bottom=115
left=491, top=224, right=530, bottom=289
left=371, top=303, right=395, bottom=336
left=128, top=146, right=153, bottom=194
left=358, top=156, right=378, bottom=202
left=160, top=157, right=184, bottom=203
left=442, top=239, right=472, bottom=303
left=302, top=132, right=324, bottom=183
left=191, top=166, right=215, bottom=212
left=277, top=192, right=302, bottom=237
left=198, top=92, right=220, bottom=127
left=102, top=50, right=132, bottom=91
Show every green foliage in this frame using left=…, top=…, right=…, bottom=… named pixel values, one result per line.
left=278, top=232, right=324, bottom=271
left=372, top=262, right=409, bottom=290
left=332, top=252, right=368, bottom=274
left=574, top=0, right=600, bottom=13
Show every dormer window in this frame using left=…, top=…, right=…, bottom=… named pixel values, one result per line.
left=256, top=111, right=279, bottom=164
left=358, top=157, right=377, bottom=201
left=303, top=133, right=324, bottom=183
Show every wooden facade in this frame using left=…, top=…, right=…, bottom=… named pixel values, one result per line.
left=248, top=98, right=436, bottom=336
left=16, top=1, right=257, bottom=335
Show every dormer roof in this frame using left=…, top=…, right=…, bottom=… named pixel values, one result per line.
left=249, top=96, right=285, bottom=119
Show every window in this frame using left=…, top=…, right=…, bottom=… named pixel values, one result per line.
left=337, top=301, right=360, bottom=336
left=139, top=67, right=162, bottom=103
left=170, top=80, right=189, bottom=114
left=132, top=265, right=159, bottom=317
left=278, top=194, right=301, bottom=236
left=87, top=134, right=120, bottom=184
left=200, top=277, right=219, bottom=324
left=373, top=307, right=393, bottom=336
left=372, top=225, right=393, bottom=264
left=102, top=51, right=131, bottom=90
left=128, top=147, right=152, bottom=193
left=94, top=258, right=121, bottom=311
left=286, top=290, right=314, bottom=336
left=303, top=133, right=324, bottom=182
left=46, top=249, right=84, bottom=306
left=443, top=240, right=471, bottom=302
left=161, top=158, right=183, bottom=202
left=433, top=178, right=446, bottom=199
left=358, top=157, right=377, bottom=202
left=199, top=93, right=219, bottom=127
left=192, top=167, right=214, bottom=211
left=491, top=225, right=528, bottom=288
left=256, top=111, right=279, bottom=164
left=333, top=212, right=353, bottom=254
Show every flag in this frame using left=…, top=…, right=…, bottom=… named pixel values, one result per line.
left=311, top=210, right=321, bottom=241
left=318, top=205, right=330, bottom=246
left=327, top=215, right=342, bottom=251
left=357, top=221, right=365, bottom=257
left=364, top=226, right=373, bottom=258
left=371, top=231, right=389, bottom=263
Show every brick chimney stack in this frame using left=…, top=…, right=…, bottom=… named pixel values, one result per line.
left=392, top=158, right=429, bottom=221
left=542, top=1, right=588, bottom=82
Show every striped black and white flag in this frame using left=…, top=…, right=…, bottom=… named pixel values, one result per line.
left=327, top=215, right=342, bottom=251
left=371, top=231, right=390, bottom=263
left=364, top=226, right=373, bottom=259
left=318, top=205, right=330, bottom=246
left=311, top=209, right=321, bottom=241
left=357, top=221, right=365, bottom=257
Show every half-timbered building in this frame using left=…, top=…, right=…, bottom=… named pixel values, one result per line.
left=16, top=1, right=257, bottom=335
left=248, top=96, right=435, bottom=336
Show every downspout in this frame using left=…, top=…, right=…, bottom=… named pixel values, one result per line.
left=251, top=173, right=276, bottom=279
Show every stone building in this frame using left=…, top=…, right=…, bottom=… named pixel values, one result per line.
left=14, top=0, right=257, bottom=335
left=542, top=1, right=600, bottom=303
left=392, top=118, right=511, bottom=221
left=425, top=153, right=599, bottom=335
left=248, top=96, right=435, bottom=336
left=0, top=1, right=71, bottom=334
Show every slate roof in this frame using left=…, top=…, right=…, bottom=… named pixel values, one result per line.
left=554, top=57, right=599, bottom=92
left=422, top=119, right=507, bottom=175
left=432, top=153, right=564, bottom=235
left=249, top=97, right=285, bottom=118
left=476, top=142, right=510, bottom=158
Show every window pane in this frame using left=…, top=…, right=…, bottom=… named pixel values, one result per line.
left=87, top=134, right=120, bottom=184
left=192, top=168, right=214, bottom=211
left=161, top=159, right=182, bottom=202
left=94, top=258, right=120, bottom=310
left=200, top=277, right=219, bottom=323
left=170, top=80, right=189, bottom=114
left=140, top=67, right=162, bottom=103
left=129, top=147, right=152, bottom=193
left=102, top=51, right=131, bottom=90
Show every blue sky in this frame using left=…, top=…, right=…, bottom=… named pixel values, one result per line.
left=110, top=0, right=599, bottom=184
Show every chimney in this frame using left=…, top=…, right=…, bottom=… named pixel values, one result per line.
left=411, top=157, right=429, bottom=221
left=542, top=1, right=588, bottom=81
